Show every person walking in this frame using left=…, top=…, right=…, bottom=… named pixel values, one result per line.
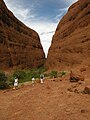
left=32, top=77, right=35, bottom=86
left=13, top=77, right=18, bottom=89
left=40, top=74, right=44, bottom=84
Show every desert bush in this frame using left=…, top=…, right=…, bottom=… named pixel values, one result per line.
left=13, top=70, right=26, bottom=79
left=50, top=70, right=57, bottom=78
left=0, top=68, right=46, bottom=86
left=59, top=71, right=67, bottom=77
left=25, top=67, right=46, bottom=80
left=0, top=71, right=9, bottom=89
left=9, top=70, right=26, bottom=84
left=9, top=67, right=47, bottom=84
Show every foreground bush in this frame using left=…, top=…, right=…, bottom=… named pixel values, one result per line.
left=0, top=71, right=9, bottom=89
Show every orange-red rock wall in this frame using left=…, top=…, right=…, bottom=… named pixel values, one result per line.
left=0, top=0, right=45, bottom=70
left=45, top=0, right=90, bottom=70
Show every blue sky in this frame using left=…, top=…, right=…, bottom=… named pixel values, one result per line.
left=4, top=0, right=78, bottom=56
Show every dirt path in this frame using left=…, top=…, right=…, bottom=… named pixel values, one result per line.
left=0, top=78, right=90, bottom=120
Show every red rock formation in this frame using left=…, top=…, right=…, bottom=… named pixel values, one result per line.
left=83, top=85, right=90, bottom=94
left=45, top=0, right=90, bottom=70
left=0, top=0, right=45, bottom=70
left=70, top=70, right=84, bottom=82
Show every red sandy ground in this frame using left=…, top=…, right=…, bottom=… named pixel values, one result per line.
left=0, top=76, right=90, bottom=120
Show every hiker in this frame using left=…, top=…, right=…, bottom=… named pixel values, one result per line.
left=13, top=77, right=18, bottom=89
left=32, top=77, right=35, bottom=86
left=40, top=74, right=44, bottom=84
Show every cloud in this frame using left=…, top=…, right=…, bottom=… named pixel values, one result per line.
left=65, top=0, right=78, bottom=5
left=59, top=7, right=68, bottom=12
left=14, top=7, right=36, bottom=22
left=25, top=21, right=57, bottom=57
left=13, top=7, right=30, bottom=20
left=40, top=31, right=54, bottom=35
left=55, top=7, right=68, bottom=22
left=3, top=1, right=36, bottom=21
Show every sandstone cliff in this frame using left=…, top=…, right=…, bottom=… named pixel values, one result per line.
left=0, top=0, right=45, bottom=70
left=45, top=0, right=90, bottom=70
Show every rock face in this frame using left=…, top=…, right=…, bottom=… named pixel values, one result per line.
left=45, top=0, right=90, bottom=70
left=0, top=0, right=45, bottom=70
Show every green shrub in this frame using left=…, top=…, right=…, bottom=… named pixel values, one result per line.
left=59, top=71, right=67, bottom=77
left=25, top=67, right=46, bottom=80
left=0, top=71, right=9, bottom=89
left=8, top=67, right=47, bottom=84
left=13, top=70, right=26, bottom=79
left=50, top=70, right=57, bottom=78
left=10, top=70, right=26, bottom=84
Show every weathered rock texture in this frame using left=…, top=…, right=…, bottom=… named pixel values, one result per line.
left=0, top=0, right=45, bottom=70
left=45, top=0, right=90, bottom=70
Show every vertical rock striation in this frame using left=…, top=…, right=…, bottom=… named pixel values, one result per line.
left=0, top=0, right=45, bottom=70
left=45, top=0, right=90, bottom=70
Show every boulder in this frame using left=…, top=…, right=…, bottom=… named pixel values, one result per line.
left=70, top=71, right=84, bottom=82
left=83, top=86, right=90, bottom=94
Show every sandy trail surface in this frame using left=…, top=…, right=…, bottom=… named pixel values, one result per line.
left=0, top=77, right=90, bottom=120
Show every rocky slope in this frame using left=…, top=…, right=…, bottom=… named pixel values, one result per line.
left=0, top=0, right=45, bottom=70
left=45, top=0, right=90, bottom=71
